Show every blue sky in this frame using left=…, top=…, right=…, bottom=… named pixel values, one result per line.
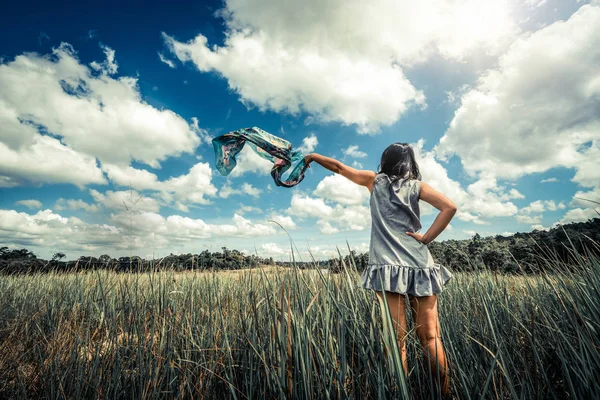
left=1, top=0, right=598, bottom=260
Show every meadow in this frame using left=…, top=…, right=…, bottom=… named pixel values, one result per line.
left=0, top=252, right=599, bottom=399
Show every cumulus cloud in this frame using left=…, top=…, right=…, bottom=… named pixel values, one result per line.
left=516, top=214, right=542, bottom=225
left=313, top=174, right=371, bottom=206
left=268, top=214, right=296, bottom=229
left=228, top=145, right=273, bottom=177
left=436, top=4, right=600, bottom=182
left=163, top=0, right=518, bottom=133
left=561, top=207, right=598, bottom=224
left=287, top=193, right=370, bottom=234
left=235, top=204, right=263, bottom=215
left=164, top=31, right=424, bottom=134
left=89, top=189, right=160, bottom=213
left=413, top=140, right=520, bottom=223
left=15, top=200, right=43, bottom=209
left=103, top=162, right=217, bottom=206
left=55, top=198, right=101, bottom=213
left=0, top=135, right=106, bottom=188
left=110, top=211, right=277, bottom=239
left=0, top=207, right=281, bottom=258
left=219, top=182, right=262, bottom=199
left=297, top=133, right=318, bottom=154
left=260, top=242, right=287, bottom=256
left=513, top=200, right=566, bottom=227
left=0, top=209, right=123, bottom=254
left=0, top=43, right=203, bottom=187
left=520, top=200, right=565, bottom=215
left=343, top=145, right=368, bottom=158
left=562, top=186, right=600, bottom=223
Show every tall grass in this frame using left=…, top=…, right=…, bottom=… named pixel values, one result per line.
left=0, top=250, right=599, bottom=399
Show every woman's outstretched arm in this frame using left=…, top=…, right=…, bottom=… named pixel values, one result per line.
left=305, top=153, right=376, bottom=191
left=406, top=182, right=457, bottom=244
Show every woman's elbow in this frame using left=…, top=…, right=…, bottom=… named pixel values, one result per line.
left=446, top=203, right=458, bottom=215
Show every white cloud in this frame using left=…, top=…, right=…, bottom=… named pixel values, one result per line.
left=55, top=198, right=101, bottom=213
left=436, top=4, right=600, bottom=182
left=520, top=200, right=565, bottom=214
left=561, top=207, right=598, bottom=224
left=103, top=162, right=217, bottom=206
left=0, top=43, right=202, bottom=187
left=508, top=189, right=525, bottom=199
left=190, top=117, right=213, bottom=145
left=571, top=141, right=600, bottom=188
left=163, top=0, right=518, bottom=133
left=515, top=200, right=566, bottom=226
left=525, top=0, right=548, bottom=9
left=164, top=31, right=424, bottom=134
left=288, top=194, right=334, bottom=219
left=89, top=44, right=118, bottom=75
left=235, top=204, right=263, bottom=215
left=317, top=221, right=340, bottom=235
left=563, top=186, right=600, bottom=224
left=0, top=208, right=280, bottom=258
left=571, top=187, right=600, bottom=208
left=313, top=174, right=371, bottom=206
left=531, top=224, right=550, bottom=231
left=297, top=133, right=318, bottom=154
left=412, top=140, right=519, bottom=223
left=0, top=209, right=123, bottom=255
left=343, top=145, right=368, bottom=158
left=540, top=177, right=558, bottom=183
left=0, top=135, right=106, bottom=188
left=228, top=145, right=273, bottom=177
left=15, top=199, right=43, bottom=209
left=287, top=193, right=370, bottom=234
left=218, top=183, right=236, bottom=199
left=89, top=189, right=160, bottom=213
left=158, top=52, right=176, bottom=68
left=110, top=211, right=277, bottom=239
left=219, top=182, right=262, bottom=199
left=241, top=183, right=262, bottom=198
left=268, top=214, right=297, bottom=229
left=516, top=214, right=542, bottom=225
left=102, top=163, right=159, bottom=190
left=158, top=163, right=218, bottom=205
left=260, top=242, right=287, bottom=256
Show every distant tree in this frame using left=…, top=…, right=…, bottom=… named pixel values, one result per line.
left=52, top=252, right=66, bottom=262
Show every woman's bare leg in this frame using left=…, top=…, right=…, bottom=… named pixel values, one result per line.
left=410, top=295, right=450, bottom=396
left=376, top=291, right=409, bottom=375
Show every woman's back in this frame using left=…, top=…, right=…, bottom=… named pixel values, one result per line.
left=369, top=173, right=432, bottom=267
left=365, top=173, right=451, bottom=296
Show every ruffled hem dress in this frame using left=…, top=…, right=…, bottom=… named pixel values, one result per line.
left=360, top=174, right=453, bottom=297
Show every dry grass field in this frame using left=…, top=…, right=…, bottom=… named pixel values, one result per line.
left=0, top=256, right=599, bottom=399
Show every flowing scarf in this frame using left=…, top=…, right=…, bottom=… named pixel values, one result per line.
left=212, top=127, right=309, bottom=188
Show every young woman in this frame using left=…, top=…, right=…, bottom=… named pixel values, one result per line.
left=304, top=143, right=456, bottom=396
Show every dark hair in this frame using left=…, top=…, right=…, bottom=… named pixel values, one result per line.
left=378, top=142, right=421, bottom=182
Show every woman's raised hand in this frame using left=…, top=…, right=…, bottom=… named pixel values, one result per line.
left=304, top=154, right=314, bottom=167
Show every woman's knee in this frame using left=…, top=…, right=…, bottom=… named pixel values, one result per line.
left=417, top=330, right=441, bottom=347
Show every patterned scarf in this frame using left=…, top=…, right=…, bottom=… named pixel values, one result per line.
left=212, top=127, right=309, bottom=188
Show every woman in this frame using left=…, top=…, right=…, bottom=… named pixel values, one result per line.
left=304, top=143, right=456, bottom=396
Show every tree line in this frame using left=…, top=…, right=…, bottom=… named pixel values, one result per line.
left=1, top=218, right=598, bottom=275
